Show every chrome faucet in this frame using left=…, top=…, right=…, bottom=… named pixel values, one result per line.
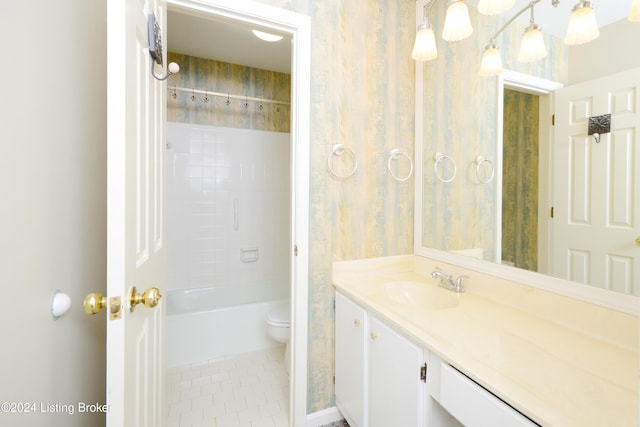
left=431, top=267, right=468, bottom=293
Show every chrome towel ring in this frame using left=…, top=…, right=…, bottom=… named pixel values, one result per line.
left=433, top=152, right=457, bottom=183
left=475, top=156, right=495, bottom=184
left=387, top=149, right=414, bottom=181
left=328, top=144, right=358, bottom=180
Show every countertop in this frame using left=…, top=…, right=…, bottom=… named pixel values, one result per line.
left=332, top=255, right=639, bottom=427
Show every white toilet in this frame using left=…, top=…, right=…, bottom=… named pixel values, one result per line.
left=266, top=301, right=291, bottom=374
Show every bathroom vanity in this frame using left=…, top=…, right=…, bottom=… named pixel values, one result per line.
left=332, top=255, right=638, bottom=427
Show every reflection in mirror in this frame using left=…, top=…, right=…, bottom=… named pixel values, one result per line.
left=415, top=0, right=640, bottom=297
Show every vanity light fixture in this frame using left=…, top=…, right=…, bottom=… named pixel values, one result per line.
left=477, top=0, right=516, bottom=15
left=630, top=0, right=640, bottom=22
left=251, top=29, right=283, bottom=42
left=564, top=1, right=599, bottom=45
left=442, top=0, right=474, bottom=41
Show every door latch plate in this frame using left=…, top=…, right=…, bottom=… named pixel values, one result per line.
left=110, top=296, right=122, bottom=320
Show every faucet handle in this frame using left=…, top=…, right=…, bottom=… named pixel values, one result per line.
left=454, top=275, right=469, bottom=292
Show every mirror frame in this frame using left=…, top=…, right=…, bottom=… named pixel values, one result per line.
left=413, top=27, right=638, bottom=314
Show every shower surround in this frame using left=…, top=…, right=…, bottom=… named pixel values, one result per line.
left=165, top=122, right=291, bottom=366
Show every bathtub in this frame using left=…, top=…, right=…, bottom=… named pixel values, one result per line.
left=164, top=285, right=289, bottom=368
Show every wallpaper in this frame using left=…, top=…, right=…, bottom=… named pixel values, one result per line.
left=166, top=53, right=291, bottom=132
left=502, top=89, right=539, bottom=271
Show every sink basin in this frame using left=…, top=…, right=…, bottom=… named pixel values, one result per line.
left=383, top=281, right=459, bottom=310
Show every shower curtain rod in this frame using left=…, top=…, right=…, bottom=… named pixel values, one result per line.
left=169, top=86, right=291, bottom=106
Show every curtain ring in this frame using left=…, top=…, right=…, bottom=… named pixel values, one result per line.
left=328, top=144, right=358, bottom=179
left=433, top=152, right=457, bottom=183
left=387, top=149, right=414, bottom=181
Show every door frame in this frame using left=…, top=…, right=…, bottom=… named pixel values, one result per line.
left=166, top=1, right=310, bottom=425
left=497, top=69, right=563, bottom=274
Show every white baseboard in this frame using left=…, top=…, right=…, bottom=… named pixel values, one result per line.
left=306, top=406, right=344, bottom=427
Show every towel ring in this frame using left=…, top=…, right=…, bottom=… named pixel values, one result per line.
left=475, top=156, right=495, bottom=184
left=387, top=149, right=414, bottom=181
left=433, top=152, right=456, bottom=183
left=328, top=144, right=358, bottom=179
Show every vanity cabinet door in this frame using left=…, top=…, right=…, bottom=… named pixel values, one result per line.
left=368, top=315, right=425, bottom=427
left=335, top=292, right=367, bottom=427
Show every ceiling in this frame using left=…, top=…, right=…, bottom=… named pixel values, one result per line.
left=167, top=1, right=632, bottom=74
left=167, top=10, right=292, bottom=74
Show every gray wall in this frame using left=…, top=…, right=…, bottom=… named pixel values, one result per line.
left=0, top=1, right=107, bottom=426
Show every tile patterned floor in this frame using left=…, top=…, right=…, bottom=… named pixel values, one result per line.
left=164, top=346, right=289, bottom=427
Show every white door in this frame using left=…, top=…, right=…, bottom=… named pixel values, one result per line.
left=106, top=0, right=166, bottom=425
left=553, top=67, right=640, bottom=295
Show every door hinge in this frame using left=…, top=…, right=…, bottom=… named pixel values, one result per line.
left=294, top=244, right=298, bottom=256
left=333, top=375, right=336, bottom=385
left=550, top=206, right=554, bottom=218
left=552, top=114, right=555, bottom=125
left=420, top=363, right=428, bottom=383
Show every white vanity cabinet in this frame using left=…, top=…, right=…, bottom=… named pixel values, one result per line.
left=335, top=292, right=426, bottom=427
left=335, top=292, right=367, bottom=427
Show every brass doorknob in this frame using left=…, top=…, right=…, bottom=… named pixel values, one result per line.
left=83, top=292, right=107, bottom=315
left=636, top=236, right=640, bottom=246
left=129, top=286, right=162, bottom=312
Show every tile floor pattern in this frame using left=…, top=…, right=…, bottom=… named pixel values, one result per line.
left=165, top=346, right=289, bottom=427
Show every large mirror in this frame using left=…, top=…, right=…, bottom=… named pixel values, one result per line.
left=415, top=0, right=640, bottom=306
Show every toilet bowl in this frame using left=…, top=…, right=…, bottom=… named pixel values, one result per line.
left=267, top=301, right=291, bottom=374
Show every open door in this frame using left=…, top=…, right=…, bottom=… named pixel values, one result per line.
left=553, top=67, right=640, bottom=295
left=101, top=0, right=166, bottom=425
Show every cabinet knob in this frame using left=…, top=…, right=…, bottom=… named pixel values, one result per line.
left=636, top=236, right=640, bottom=246
left=354, top=319, right=361, bottom=326
left=370, top=332, right=378, bottom=340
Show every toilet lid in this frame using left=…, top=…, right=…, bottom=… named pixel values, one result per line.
left=267, top=302, right=290, bottom=324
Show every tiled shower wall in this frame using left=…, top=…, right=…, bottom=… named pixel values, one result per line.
left=166, top=122, right=291, bottom=303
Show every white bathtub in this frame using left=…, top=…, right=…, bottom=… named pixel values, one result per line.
left=164, top=286, right=288, bottom=368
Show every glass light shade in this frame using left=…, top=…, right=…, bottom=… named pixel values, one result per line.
left=477, top=0, right=516, bottom=15
left=518, top=25, right=547, bottom=63
left=629, top=0, right=640, bottom=22
left=564, top=2, right=599, bottom=45
left=442, top=0, right=474, bottom=41
left=411, top=23, right=438, bottom=61
left=251, top=29, right=283, bottom=42
left=478, top=45, right=503, bottom=76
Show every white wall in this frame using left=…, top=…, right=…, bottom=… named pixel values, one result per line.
left=569, top=19, right=640, bottom=84
left=166, top=123, right=291, bottom=302
left=0, top=1, right=107, bottom=426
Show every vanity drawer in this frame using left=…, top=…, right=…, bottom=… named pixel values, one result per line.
left=439, top=363, right=538, bottom=427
